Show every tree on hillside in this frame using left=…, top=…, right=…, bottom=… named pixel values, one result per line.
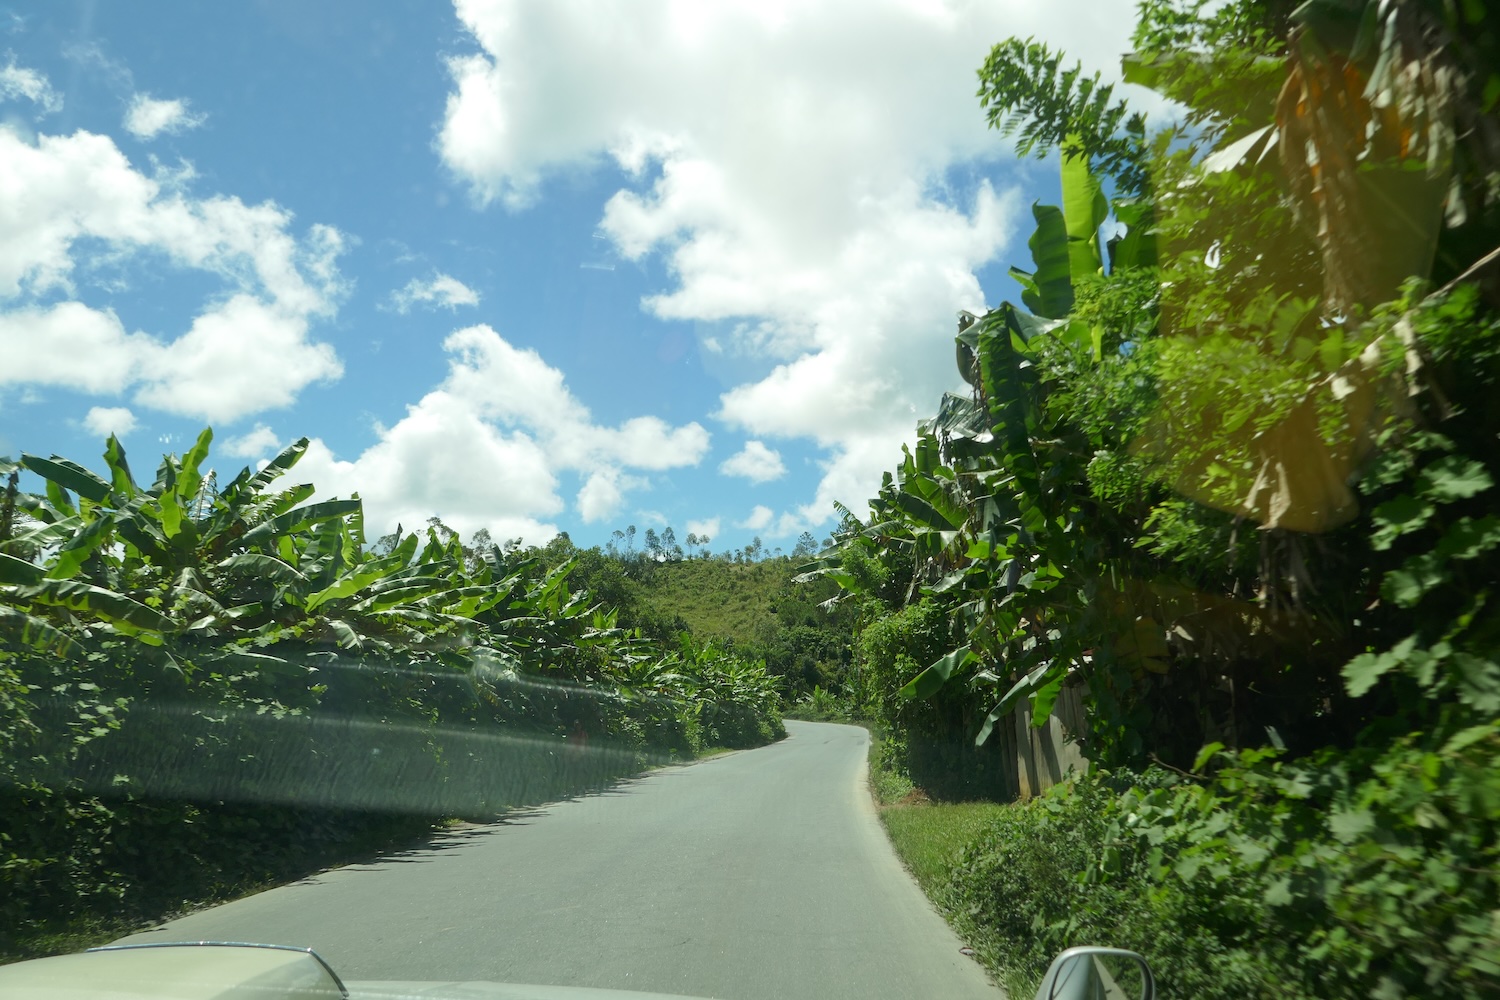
left=661, top=526, right=682, bottom=560
left=792, top=531, right=819, bottom=558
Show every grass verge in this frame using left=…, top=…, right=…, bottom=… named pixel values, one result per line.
left=879, top=802, right=1007, bottom=901
left=865, top=726, right=1021, bottom=991
left=867, top=733, right=1005, bottom=891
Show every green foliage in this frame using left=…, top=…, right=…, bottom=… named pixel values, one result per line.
left=976, top=38, right=1148, bottom=193
left=0, top=431, right=783, bottom=958
left=824, top=0, right=1500, bottom=773
left=857, top=599, right=954, bottom=726
left=855, top=600, right=1013, bottom=800
left=830, top=7, right=1500, bottom=992
left=867, top=730, right=916, bottom=806
left=943, top=729, right=1500, bottom=999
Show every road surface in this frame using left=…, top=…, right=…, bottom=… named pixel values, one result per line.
left=121, top=720, right=1002, bottom=1000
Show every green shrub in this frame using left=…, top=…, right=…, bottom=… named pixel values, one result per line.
left=869, top=730, right=916, bottom=805
left=943, top=728, right=1500, bottom=1000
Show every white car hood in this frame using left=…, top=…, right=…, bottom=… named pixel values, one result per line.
left=0, top=944, right=713, bottom=1000
left=346, top=982, right=710, bottom=1000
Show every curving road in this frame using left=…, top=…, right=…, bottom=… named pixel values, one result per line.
left=120, top=721, right=1002, bottom=1000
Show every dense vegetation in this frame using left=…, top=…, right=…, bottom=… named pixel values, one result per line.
left=0, top=433, right=785, bottom=959
left=532, top=532, right=859, bottom=703
left=816, top=0, right=1500, bottom=995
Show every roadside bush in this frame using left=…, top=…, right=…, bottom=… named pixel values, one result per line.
left=856, top=599, right=1011, bottom=800
left=945, top=726, right=1500, bottom=1000
left=868, top=730, right=916, bottom=805
left=947, top=770, right=1285, bottom=999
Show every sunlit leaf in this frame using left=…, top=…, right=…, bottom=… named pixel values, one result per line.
left=22, top=455, right=112, bottom=504
left=899, top=645, right=975, bottom=700
left=1418, top=457, right=1493, bottom=502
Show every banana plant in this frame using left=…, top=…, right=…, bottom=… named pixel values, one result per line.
left=811, top=151, right=1160, bottom=742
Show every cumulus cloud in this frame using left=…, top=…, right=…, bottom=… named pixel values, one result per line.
left=719, top=440, right=785, bottom=484
left=437, top=0, right=1141, bottom=523
left=293, top=325, right=710, bottom=541
left=132, top=295, right=342, bottom=422
left=1, top=302, right=153, bottom=394
left=685, top=518, right=719, bottom=544
left=0, top=58, right=61, bottom=114
left=739, top=505, right=774, bottom=532
left=389, top=272, right=481, bottom=313
left=123, top=94, right=206, bottom=139
left=82, top=405, right=136, bottom=438
left=576, top=470, right=626, bottom=525
left=0, top=127, right=347, bottom=423
left=223, top=423, right=281, bottom=459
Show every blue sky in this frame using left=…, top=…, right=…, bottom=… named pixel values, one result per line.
left=0, top=0, right=1140, bottom=552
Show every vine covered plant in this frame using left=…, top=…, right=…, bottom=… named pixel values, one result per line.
left=815, top=4, right=1500, bottom=989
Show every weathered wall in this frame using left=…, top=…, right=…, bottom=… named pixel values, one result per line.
left=1010, top=681, right=1089, bottom=799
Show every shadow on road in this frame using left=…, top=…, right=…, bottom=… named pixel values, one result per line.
left=301, top=766, right=682, bottom=879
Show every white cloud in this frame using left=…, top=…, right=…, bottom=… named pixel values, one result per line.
left=438, top=0, right=1141, bottom=523
left=0, top=302, right=153, bottom=394
left=685, top=518, right=720, bottom=544
left=123, top=94, right=205, bottom=140
left=82, top=405, right=136, bottom=438
left=739, top=505, right=774, bottom=532
left=132, top=295, right=342, bottom=423
left=389, top=272, right=481, bottom=313
left=223, top=423, right=281, bottom=459
left=576, top=470, right=625, bottom=524
left=0, top=58, right=61, bottom=114
left=575, top=468, right=648, bottom=524
left=0, top=127, right=347, bottom=423
left=719, top=440, right=785, bottom=484
left=774, top=511, right=808, bottom=538
left=293, top=325, right=711, bottom=542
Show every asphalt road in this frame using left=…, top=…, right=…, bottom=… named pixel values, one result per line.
left=120, top=721, right=1002, bottom=1000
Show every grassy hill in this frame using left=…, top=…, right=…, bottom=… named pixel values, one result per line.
left=636, top=557, right=794, bottom=646
left=540, top=537, right=858, bottom=698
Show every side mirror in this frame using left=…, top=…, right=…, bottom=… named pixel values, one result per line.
left=1034, top=946, right=1155, bottom=1000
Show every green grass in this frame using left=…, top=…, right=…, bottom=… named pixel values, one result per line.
left=637, top=558, right=793, bottom=645
left=864, top=724, right=1006, bottom=983
left=865, top=725, right=1006, bottom=895
left=879, top=802, right=1008, bottom=898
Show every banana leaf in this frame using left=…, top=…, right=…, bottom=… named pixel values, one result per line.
left=242, top=499, right=362, bottom=550
left=22, top=454, right=112, bottom=504
left=0, top=604, right=79, bottom=655
left=102, top=435, right=139, bottom=501
left=16, top=578, right=173, bottom=634
left=43, top=513, right=113, bottom=581
left=898, top=645, right=976, bottom=700
left=1061, top=145, right=1107, bottom=283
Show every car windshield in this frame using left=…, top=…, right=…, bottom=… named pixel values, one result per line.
left=3, top=3, right=1499, bottom=1000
